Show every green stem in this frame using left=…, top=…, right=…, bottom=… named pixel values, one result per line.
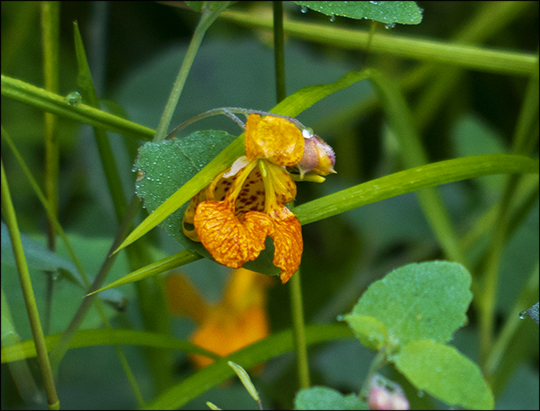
left=289, top=270, right=311, bottom=389
left=273, top=0, right=310, bottom=389
left=273, top=1, right=286, bottom=102
left=49, top=195, right=142, bottom=371
left=166, top=107, right=309, bottom=139
left=41, top=1, right=60, bottom=252
left=154, top=2, right=230, bottom=142
left=1, top=159, right=60, bottom=410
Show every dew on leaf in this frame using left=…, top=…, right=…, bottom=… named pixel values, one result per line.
left=519, top=310, right=527, bottom=319
left=329, top=13, right=335, bottom=22
left=300, top=5, right=307, bottom=13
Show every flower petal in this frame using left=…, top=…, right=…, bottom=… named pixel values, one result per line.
left=245, top=114, right=304, bottom=166
left=194, top=201, right=273, bottom=268
left=234, top=167, right=266, bottom=220
left=268, top=206, right=303, bottom=284
left=265, top=162, right=297, bottom=204
left=182, top=171, right=234, bottom=242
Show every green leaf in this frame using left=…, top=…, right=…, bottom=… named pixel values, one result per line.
left=185, top=1, right=236, bottom=12
left=294, top=386, right=367, bottom=410
left=1, top=75, right=155, bottom=140
left=393, top=341, right=494, bottom=410
left=344, top=261, right=472, bottom=351
left=294, top=154, right=538, bottom=226
left=1, top=222, right=82, bottom=288
left=294, top=1, right=423, bottom=25
left=87, top=251, right=202, bottom=295
left=340, top=314, right=386, bottom=352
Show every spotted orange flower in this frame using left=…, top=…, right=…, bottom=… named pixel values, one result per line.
left=183, top=114, right=305, bottom=283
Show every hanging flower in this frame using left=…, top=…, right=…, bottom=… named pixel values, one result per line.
left=183, top=113, right=333, bottom=283
left=166, top=268, right=273, bottom=369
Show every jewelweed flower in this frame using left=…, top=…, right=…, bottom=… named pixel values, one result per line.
left=166, top=269, right=273, bottom=368
left=183, top=113, right=334, bottom=283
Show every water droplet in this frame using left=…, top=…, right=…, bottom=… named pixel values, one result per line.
left=329, top=13, right=336, bottom=22
left=385, top=22, right=396, bottom=30
left=64, top=91, right=82, bottom=107
left=336, top=314, right=344, bottom=321
left=300, top=5, right=308, bottom=13
left=302, top=127, right=314, bottom=138
left=519, top=310, right=527, bottom=319
left=370, top=1, right=379, bottom=4
left=417, top=390, right=424, bottom=397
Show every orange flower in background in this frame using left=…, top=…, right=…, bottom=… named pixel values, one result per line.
left=166, top=269, right=273, bottom=368
left=183, top=114, right=305, bottom=284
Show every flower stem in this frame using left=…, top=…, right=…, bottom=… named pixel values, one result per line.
left=154, top=2, right=230, bottom=142
left=289, top=269, right=311, bottom=389
left=273, top=0, right=310, bottom=389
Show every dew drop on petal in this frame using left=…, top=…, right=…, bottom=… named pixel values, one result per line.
left=302, top=127, right=314, bottom=139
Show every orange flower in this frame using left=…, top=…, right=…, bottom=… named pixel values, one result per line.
left=166, top=269, right=273, bottom=369
left=183, top=114, right=305, bottom=283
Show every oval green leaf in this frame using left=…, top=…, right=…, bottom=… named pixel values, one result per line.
left=394, top=340, right=494, bottom=410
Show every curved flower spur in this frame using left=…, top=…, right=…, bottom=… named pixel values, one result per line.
left=175, top=108, right=336, bottom=284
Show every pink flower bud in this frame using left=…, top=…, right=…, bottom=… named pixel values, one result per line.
left=295, top=134, right=336, bottom=178
left=367, top=375, right=409, bottom=410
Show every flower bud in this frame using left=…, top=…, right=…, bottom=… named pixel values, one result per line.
left=295, top=134, right=336, bottom=178
left=367, top=375, right=409, bottom=410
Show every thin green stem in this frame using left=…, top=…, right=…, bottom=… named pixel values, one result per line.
left=273, top=1, right=286, bottom=102
left=220, top=6, right=537, bottom=76
left=41, top=1, right=60, bottom=251
left=166, top=107, right=309, bottom=139
left=49, top=195, right=142, bottom=371
left=289, top=271, right=311, bottom=389
left=41, top=1, right=60, bottom=338
left=154, top=2, right=230, bottom=142
left=1, top=159, right=60, bottom=410
left=479, top=72, right=539, bottom=369
left=273, top=0, right=310, bottom=389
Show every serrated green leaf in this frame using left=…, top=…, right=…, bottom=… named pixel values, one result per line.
left=345, top=261, right=472, bottom=350
left=294, top=386, right=367, bottom=410
left=393, top=341, right=494, bottom=410
left=294, top=1, right=423, bottom=25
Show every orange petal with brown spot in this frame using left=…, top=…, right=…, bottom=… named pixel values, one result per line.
left=194, top=201, right=273, bottom=268
left=268, top=207, right=303, bottom=283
